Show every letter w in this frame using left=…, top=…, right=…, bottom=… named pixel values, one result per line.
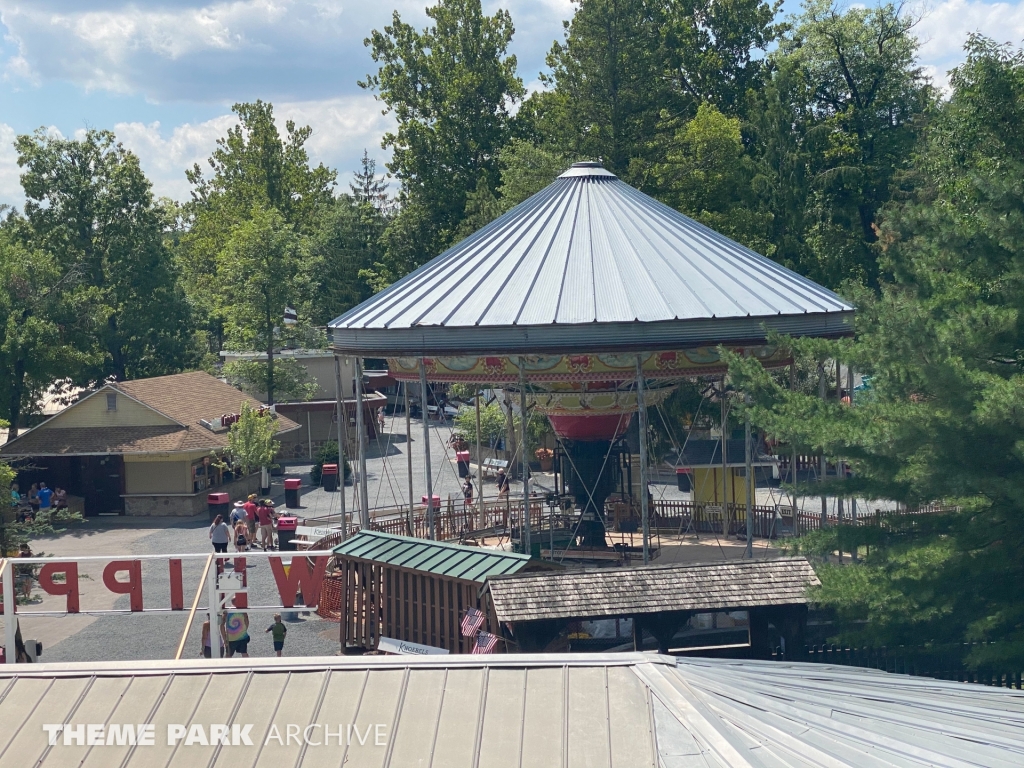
left=268, top=556, right=328, bottom=607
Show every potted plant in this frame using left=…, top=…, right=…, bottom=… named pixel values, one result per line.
left=535, top=448, right=554, bottom=472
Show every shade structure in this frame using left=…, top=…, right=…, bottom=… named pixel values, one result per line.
left=328, top=162, right=853, bottom=357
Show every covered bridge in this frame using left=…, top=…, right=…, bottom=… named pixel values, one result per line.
left=333, top=531, right=555, bottom=654
left=483, top=557, right=820, bottom=656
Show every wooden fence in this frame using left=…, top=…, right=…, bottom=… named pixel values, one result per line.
left=773, top=643, right=1023, bottom=689
left=308, top=498, right=961, bottom=550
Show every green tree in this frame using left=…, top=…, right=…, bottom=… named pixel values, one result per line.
left=661, top=0, right=784, bottom=113
left=496, top=139, right=571, bottom=209
left=15, top=129, right=194, bottom=383
left=728, top=37, right=1024, bottom=669
left=185, top=100, right=336, bottom=230
left=765, top=0, right=934, bottom=286
left=653, top=104, right=772, bottom=253
left=361, top=0, right=525, bottom=285
left=222, top=358, right=318, bottom=402
left=226, top=402, right=280, bottom=477
left=216, top=207, right=307, bottom=404
left=543, top=0, right=670, bottom=178
left=177, top=101, right=336, bottom=354
left=0, top=223, right=97, bottom=437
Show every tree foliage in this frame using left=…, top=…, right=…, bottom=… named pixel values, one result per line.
left=727, top=36, right=1024, bottom=667
left=360, top=0, right=524, bottom=284
left=227, top=402, right=280, bottom=477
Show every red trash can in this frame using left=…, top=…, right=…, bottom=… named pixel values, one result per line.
left=422, top=494, right=441, bottom=512
left=322, top=463, right=339, bottom=492
left=208, top=492, right=230, bottom=521
left=456, top=450, right=471, bottom=478
left=284, top=478, right=302, bottom=509
left=277, top=516, right=298, bottom=551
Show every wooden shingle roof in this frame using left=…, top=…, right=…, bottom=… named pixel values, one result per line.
left=0, top=372, right=299, bottom=457
left=486, top=557, right=820, bottom=623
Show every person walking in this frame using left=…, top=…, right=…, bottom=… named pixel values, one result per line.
left=209, top=515, right=231, bottom=553
left=222, top=609, right=250, bottom=657
left=233, top=518, right=249, bottom=552
left=377, top=406, right=386, bottom=434
left=200, top=618, right=224, bottom=658
left=243, top=494, right=258, bottom=540
left=462, top=477, right=474, bottom=509
left=255, top=500, right=277, bottom=550
left=16, top=543, right=34, bottom=601
left=265, top=614, right=287, bottom=657
left=496, top=468, right=509, bottom=498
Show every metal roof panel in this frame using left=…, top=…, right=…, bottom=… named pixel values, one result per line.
left=334, top=530, right=531, bottom=582
left=330, top=164, right=854, bottom=356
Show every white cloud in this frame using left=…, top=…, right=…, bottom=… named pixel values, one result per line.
left=110, top=94, right=394, bottom=202
left=915, top=0, right=1024, bottom=88
left=0, top=0, right=425, bottom=101
left=1, top=0, right=564, bottom=102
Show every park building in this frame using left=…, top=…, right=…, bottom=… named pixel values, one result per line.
left=0, top=371, right=300, bottom=517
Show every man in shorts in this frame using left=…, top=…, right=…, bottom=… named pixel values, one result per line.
left=243, top=494, right=258, bottom=540
left=256, top=500, right=277, bottom=550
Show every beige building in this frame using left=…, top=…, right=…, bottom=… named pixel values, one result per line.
left=0, top=372, right=299, bottom=517
left=219, top=350, right=385, bottom=461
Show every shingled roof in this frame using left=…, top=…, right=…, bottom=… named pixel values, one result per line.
left=485, top=557, right=820, bottom=623
left=0, top=372, right=299, bottom=457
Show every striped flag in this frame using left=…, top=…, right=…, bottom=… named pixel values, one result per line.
left=460, top=607, right=485, bottom=637
left=283, top=306, right=298, bottom=326
left=472, top=631, right=499, bottom=655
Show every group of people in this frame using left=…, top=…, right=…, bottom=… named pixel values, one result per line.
left=200, top=608, right=289, bottom=658
left=459, top=466, right=512, bottom=508
left=9, top=482, right=67, bottom=522
left=209, top=494, right=279, bottom=553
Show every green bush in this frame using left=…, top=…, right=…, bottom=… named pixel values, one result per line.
left=310, top=441, right=352, bottom=485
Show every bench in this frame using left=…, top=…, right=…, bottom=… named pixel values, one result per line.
left=480, top=458, right=509, bottom=478
left=290, top=524, right=345, bottom=549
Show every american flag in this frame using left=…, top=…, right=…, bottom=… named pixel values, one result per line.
left=460, top=607, right=485, bottom=637
left=472, top=632, right=499, bottom=655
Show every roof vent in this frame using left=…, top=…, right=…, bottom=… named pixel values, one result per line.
left=558, top=162, right=617, bottom=179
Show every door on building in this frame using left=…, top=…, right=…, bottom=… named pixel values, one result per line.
left=79, top=455, right=125, bottom=516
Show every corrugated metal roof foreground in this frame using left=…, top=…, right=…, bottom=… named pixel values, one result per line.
left=486, top=557, right=820, bottom=622
left=329, top=163, right=854, bottom=355
left=333, top=530, right=531, bottom=582
left=0, top=654, right=1020, bottom=767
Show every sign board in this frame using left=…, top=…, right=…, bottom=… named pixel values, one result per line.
left=0, top=552, right=332, bottom=616
left=376, top=637, right=449, bottom=656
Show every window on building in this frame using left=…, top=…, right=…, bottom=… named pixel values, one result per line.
left=106, top=393, right=117, bottom=411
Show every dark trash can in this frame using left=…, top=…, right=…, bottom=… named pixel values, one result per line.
left=322, top=463, right=339, bottom=492
left=456, top=450, right=470, bottom=478
left=277, top=516, right=298, bottom=551
left=208, top=492, right=230, bottom=522
left=676, top=468, right=692, bottom=492
left=284, top=478, right=302, bottom=509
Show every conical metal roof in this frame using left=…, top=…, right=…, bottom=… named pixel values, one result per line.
left=329, top=162, right=853, bottom=355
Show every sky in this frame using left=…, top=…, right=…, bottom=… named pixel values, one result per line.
left=1, top=0, right=1023, bottom=207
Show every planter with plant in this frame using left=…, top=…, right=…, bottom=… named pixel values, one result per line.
left=535, top=448, right=554, bottom=471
